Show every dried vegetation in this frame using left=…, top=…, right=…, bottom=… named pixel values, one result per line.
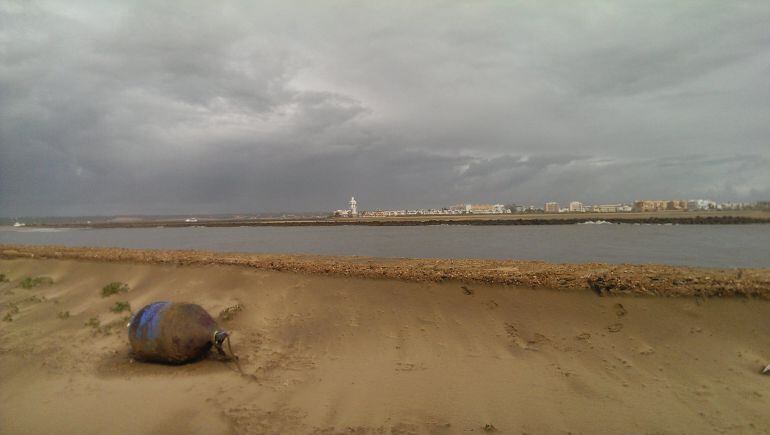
left=1, top=244, right=769, bottom=299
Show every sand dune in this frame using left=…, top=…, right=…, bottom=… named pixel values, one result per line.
left=1, top=257, right=769, bottom=433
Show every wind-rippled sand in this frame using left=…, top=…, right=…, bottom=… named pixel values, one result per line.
left=1, top=257, right=769, bottom=433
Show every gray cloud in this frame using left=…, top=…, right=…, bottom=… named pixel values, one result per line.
left=1, top=1, right=769, bottom=217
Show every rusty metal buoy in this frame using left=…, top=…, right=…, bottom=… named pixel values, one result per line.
left=128, top=301, right=230, bottom=364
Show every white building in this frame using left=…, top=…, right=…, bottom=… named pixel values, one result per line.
left=544, top=202, right=559, bottom=213
left=349, top=196, right=358, bottom=216
left=463, top=204, right=511, bottom=214
left=492, top=204, right=511, bottom=214
left=569, top=201, right=585, bottom=212
left=594, top=204, right=621, bottom=213
left=687, top=199, right=716, bottom=210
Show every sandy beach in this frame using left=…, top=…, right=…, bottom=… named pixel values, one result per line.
left=5, top=0, right=770, bottom=432
left=1, top=249, right=769, bottom=433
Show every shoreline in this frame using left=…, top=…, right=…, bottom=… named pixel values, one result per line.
left=11, top=210, right=770, bottom=228
left=2, top=244, right=768, bottom=298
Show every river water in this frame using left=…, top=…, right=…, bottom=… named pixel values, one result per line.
left=1, top=224, right=768, bottom=268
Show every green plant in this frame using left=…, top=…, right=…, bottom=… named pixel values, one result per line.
left=2, top=312, right=11, bottom=322
left=110, top=301, right=131, bottom=313
left=101, top=282, right=129, bottom=297
left=0, top=273, right=8, bottom=283
left=85, top=316, right=100, bottom=328
left=57, top=311, right=71, bottom=319
left=19, top=276, right=54, bottom=289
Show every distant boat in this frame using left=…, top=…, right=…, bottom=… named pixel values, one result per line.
left=13, top=222, right=25, bottom=227
left=184, top=218, right=198, bottom=223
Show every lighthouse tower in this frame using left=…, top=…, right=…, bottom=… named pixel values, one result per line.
left=349, top=196, right=358, bottom=216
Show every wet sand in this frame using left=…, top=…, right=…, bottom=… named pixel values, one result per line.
left=1, top=254, right=769, bottom=433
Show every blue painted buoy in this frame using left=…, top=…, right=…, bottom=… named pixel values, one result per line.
left=128, top=302, right=228, bottom=364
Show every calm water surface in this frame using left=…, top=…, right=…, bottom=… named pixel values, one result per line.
left=1, top=224, right=768, bottom=268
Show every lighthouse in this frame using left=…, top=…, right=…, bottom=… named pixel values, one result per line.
left=349, top=196, right=358, bottom=216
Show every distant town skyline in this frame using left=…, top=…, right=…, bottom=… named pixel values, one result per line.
left=2, top=2, right=769, bottom=217
left=330, top=195, right=761, bottom=218
left=1, top=193, right=766, bottom=219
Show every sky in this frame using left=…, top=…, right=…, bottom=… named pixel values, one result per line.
left=1, top=1, right=769, bottom=217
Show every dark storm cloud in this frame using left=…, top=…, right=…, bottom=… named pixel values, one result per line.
left=1, top=1, right=769, bottom=216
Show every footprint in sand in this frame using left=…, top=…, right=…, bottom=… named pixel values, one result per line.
left=504, top=322, right=529, bottom=349
left=607, top=323, right=623, bottom=333
left=575, top=332, right=591, bottom=341
left=527, top=333, right=549, bottom=346
left=395, top=361, right=426, bottom=372
left=505, top=323, right=550, bottom=350
left=638, top=344, right=655, bottom=355
left=614, top=303, right=627, bottom=317
left=224, top=405, right=305, bottom=433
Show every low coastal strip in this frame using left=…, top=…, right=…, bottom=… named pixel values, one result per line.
left=2, top=244, right=768, bottom=298
left=22, top=213, right=770, bottom=228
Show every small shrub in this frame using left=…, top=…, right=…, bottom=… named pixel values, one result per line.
left=101, top=282, right=129, bottom=297
left=57, top=311, right=70, bottom=319
left=0, top=273, right=8, bottom=283
left=110, top=301, right=131, bottom=313
left=85, top=316, right=100, bottom=328
left=218, top=303, right=244, bottom=322
left=19, top=276, right=54, bottom=289
left=2, top=312, right=11, bottom=322
left=7, top=303, right=19, bottom=314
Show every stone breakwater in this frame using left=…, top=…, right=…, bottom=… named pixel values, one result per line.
left=2, top=244, right=768, bottom=298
